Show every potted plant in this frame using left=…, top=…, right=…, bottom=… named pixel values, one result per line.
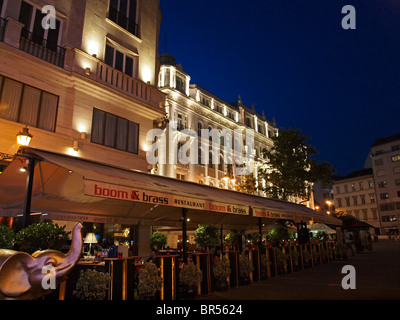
left=260, top=254, right=271, bottom=279
left=224, top=231, right=239, bottom=250
left=267, top=225, right=291, bottom=246
left=275, top=248, right=288, bottom=274
left=73, top=269, right=110, bottom=300
left=303, top=250, right=312, bottom=267
left=239, top=252, right=254, bottom=285
left=312, top=248, right=320, bottom=265
left=150, top=232, right=167, bottom=251
left=178, top=262, right=202, bottom=297
left=0, top=224, right=15, bottom=249
left=138, top=262, right=163, bottom=300
left=212, top=256, right=231, bottom=291
left=291, top=248, right=300, bottom=271
left=194, top=225, right=219, bottom=251
left=14, top=221, right=70, bottom=254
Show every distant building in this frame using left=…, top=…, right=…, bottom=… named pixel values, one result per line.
left=333, top=168, right=380, bottom=234
left=370, top=132, right=400, bottom=235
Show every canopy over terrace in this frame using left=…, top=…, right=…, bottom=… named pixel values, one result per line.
left=0, top=148, right=342, bottom=231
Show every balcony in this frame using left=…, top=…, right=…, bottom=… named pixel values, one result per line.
left=108, top=6, right=140, bottom=39
left=19, top=29, right=65, bottom=68
left=96, top=60, right=165, bottom=110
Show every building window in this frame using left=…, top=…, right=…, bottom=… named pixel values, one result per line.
left=368, top=180, right=373, bottom=188
left=354, top=210, right=359, bottom=220
left=91, top=108, right=139, bottom=154
left=0, top=75, right=58, bottom=132
left=393, top=166, right=400, bottom=174
left=175, top=75, right=186, bottom=95
left=105, top=44, right=135, bottom=77
left=337, top=198, right=342, bottom=207
left=345, top=197, right=350, bottom=206
left=370, top=194, right=375, bottom=203
left=392, top=145, right=400, bottom=152
left=362, top=209, right=368, bottom=220
left=392, top=155, right=400, bottom=162
left=380, top=193, right=389, bottom=200
left=19, top=0, right=62, bottom=51
left=109, top=0, right=139, bottom=38
left=378, top=181, right=388, bottom=188
left=344, top=185, right=348, bottom=193
left=353, top=196, right=358, bottom=205
left=372, top=209, right=377, bottom=220
left=351, top=183, right=356, bottom=191
left=396, top=179, right=400, bottom=186
left=374, top=158, right=383, bottom=166
left=361, top=195, right=366, bottom=205
left=336, top=186, right=341, bottom=194
left=376, top=170, right=385, bottom=177
left=0, top=0, right=4, bottom=17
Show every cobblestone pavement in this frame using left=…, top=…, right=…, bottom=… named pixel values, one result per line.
left=194, top=240, right=400, bottom=300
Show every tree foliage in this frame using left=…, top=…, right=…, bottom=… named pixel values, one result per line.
left=14, top=221, right=70, bottom=254
left=194, top=224, right=219, bottom=248
left=260, top=127, right=335, bottom=202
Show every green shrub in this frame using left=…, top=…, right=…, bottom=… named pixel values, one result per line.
left=179, top=262, right=202, bottom=289
left=194, top=225, right=219, bottom=249
left=239, top=253, right=254, bottom=279
left=213, top=256, right=231, bottom=281
left=14, top=221, right=70, bottom=254
left=138, top=262, right=163, bottom=298
left=0, top=224, right=15, bottom=249
left=150, top=232, right=167, bottom=251
left=73, top=269, right=110, bottom=300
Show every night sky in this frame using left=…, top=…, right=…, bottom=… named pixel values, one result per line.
left=159, top=0, right=400, bottom=177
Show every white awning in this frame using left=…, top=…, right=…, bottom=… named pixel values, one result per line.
left=0, top=148, right=342, bottom=228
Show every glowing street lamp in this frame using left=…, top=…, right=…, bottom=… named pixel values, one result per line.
left=17, top=126, right=33, bottom=146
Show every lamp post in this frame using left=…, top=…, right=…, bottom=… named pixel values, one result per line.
left=16, top=126, right=35, bottom=228
left=326, top=200, right=333, bottom=215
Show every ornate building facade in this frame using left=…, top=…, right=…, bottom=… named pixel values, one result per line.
left=156, top=54, right=278, bottom=189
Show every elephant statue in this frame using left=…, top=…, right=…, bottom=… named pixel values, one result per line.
left=0, top=222, right=83, bottom=300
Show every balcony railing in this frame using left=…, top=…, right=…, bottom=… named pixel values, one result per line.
left=0, top=18, right=6, bottom=42
left=96, top=61, right=165, bottom=110
left=108, top=6, right=140, bottom=38
left=19, top=29, right=65, bottom=68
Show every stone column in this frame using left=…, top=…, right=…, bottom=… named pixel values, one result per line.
left=137, top=223, right=152, bottom=258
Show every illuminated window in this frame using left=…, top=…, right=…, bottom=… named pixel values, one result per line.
left=105, top=44, right=134, bottom=77
left=109, top=0, right=139, bottom=37
left=0, top=75, right=58, bottom=132
left=91, top=108, right=139, bottom=154
left=19, top=0, right=62, bottom=51
left=392, top=155, right=400, bottom=162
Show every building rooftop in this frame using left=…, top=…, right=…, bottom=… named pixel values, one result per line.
left=333, top=168, right=373, bottom=182
left=371, top=132, right=400, bottom=148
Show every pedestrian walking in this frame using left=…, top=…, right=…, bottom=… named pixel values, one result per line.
left=344, top=229, right=355, bottom=257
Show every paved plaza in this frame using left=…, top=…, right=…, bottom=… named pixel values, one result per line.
left=195, top=240, right=400, bottom=300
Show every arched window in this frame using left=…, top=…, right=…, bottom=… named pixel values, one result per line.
left=209, top=151, right=213, bottom=169
left=197, top=121, right=202, bottom=135
left=219, top=155, right=224, bottom=172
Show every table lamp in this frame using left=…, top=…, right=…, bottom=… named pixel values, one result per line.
left=84, top=232, right=98, bottom=256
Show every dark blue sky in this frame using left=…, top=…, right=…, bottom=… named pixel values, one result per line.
left=159, top=0, right=400, bottom=176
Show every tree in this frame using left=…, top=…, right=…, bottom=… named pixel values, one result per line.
left=260, top=127, right=335, bottom=202
left=235, top=174, right=257, bottom=194
left=14, top=221, right=70, bottom=254
left=194, top=224, right=219, bottom=249
left=150, top=232, right=167, bottom=251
